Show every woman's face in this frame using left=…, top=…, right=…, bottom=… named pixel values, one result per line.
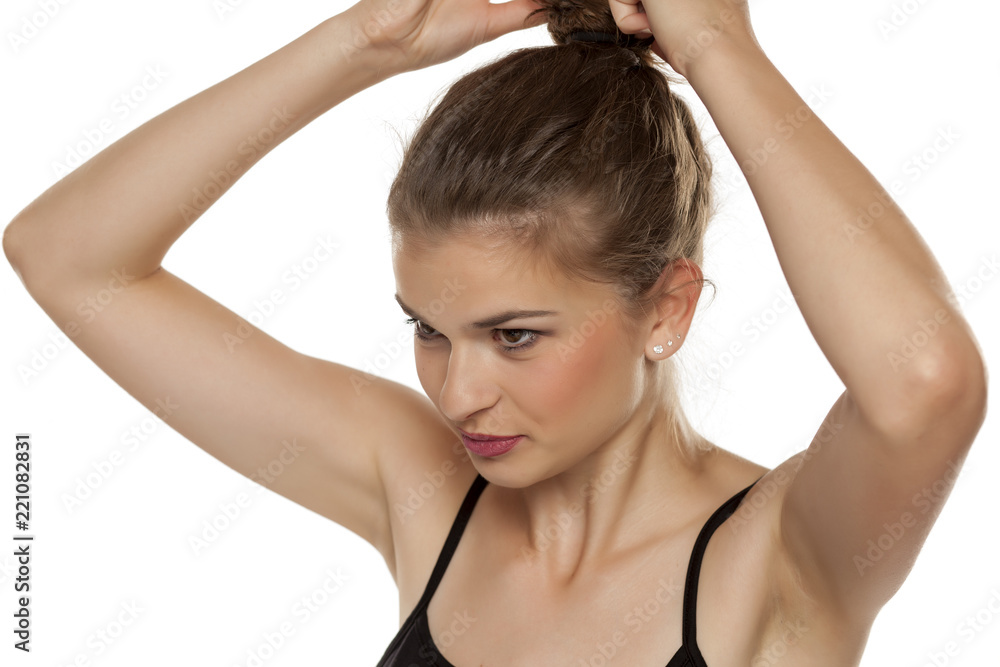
left=392, top=234, right=654, bottom=486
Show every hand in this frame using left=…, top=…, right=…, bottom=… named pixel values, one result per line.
left=607, top=0, right=757, bottom=78
left=343, top=0, right=548, bottom=74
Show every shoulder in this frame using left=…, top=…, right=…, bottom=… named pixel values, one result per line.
left=375, top=400, right=480, bottom=616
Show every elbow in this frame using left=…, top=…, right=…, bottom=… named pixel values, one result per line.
left=917, top=336, right=987, bottom=422
left=3, top=213, right=63, bottom=295
left=873, top=336, right=988, bottom=445
left=3, top=215, right=30, bottom=284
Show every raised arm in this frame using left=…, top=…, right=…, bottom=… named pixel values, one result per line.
left=612, top=0, right=988, bottom=621
left=1, top=8, right=410, bottom=554
left=3, top=0, right=547, bottom=564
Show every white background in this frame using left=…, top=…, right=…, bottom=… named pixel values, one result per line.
left=1, top=0, right=998, bottom=665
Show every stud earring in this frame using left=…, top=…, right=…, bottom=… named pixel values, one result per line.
left=653, top=334, right=683, bottom=356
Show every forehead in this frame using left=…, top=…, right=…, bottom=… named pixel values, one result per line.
left=392, top=235, right=596, bottom=317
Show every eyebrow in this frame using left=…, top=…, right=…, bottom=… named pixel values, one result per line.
left=394, top=293, right=559, bottom=331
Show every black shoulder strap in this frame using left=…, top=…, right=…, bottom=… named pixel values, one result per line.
left=413, top=473, right=489, bottom=612
left=681, top=476, right=763, bottom=653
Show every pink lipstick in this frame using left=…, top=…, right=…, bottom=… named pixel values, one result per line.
left=459, top=430, right=523, bottom=458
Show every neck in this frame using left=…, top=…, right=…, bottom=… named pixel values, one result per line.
left=501, top=389, right=715, bottom=588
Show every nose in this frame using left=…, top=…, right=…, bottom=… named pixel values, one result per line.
left=437, top=345, right=500, bottom=425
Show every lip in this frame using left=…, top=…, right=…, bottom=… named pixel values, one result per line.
left=458, top=430, right=523, bottom=458
left=458, top=429, right=521, bottom=441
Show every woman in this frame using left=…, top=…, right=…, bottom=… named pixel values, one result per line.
left=3, top=0, right=988, bottom=664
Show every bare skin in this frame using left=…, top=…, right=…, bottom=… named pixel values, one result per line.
left=2, top=0, right=987, bottom=665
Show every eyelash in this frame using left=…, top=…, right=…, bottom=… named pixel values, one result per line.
left=404, top=318, right=541, bottom=354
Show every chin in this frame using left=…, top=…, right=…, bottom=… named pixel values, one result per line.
left=476, top=458, right=564, bottom=492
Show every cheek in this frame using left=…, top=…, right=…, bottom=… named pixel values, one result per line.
left=413, top=347, right=444, bottom=398
left=531, top=320, right=636, bottom=420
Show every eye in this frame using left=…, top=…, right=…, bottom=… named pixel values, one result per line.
left=404, top=318, right=540, bottom=354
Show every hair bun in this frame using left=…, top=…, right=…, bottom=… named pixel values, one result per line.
left=529, top=0, right=655, bottom=53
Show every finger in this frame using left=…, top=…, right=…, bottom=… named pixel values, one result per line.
left=485, top=0, right=548, bottom=40
left=607, top=0, right=651, bottom=34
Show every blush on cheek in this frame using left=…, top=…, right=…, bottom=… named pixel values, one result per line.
left=534, top=317, right=627, bottom=421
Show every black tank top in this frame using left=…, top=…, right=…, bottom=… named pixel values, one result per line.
left=375, top=473, right=762, bottom=667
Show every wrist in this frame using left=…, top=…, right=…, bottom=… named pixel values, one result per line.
left=324, top=5, right=410, bottom=82
left=678, top=31, right=767, bottom=84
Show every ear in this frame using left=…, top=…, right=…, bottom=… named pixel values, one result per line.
left=644, top=258, right=703, bottom=360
